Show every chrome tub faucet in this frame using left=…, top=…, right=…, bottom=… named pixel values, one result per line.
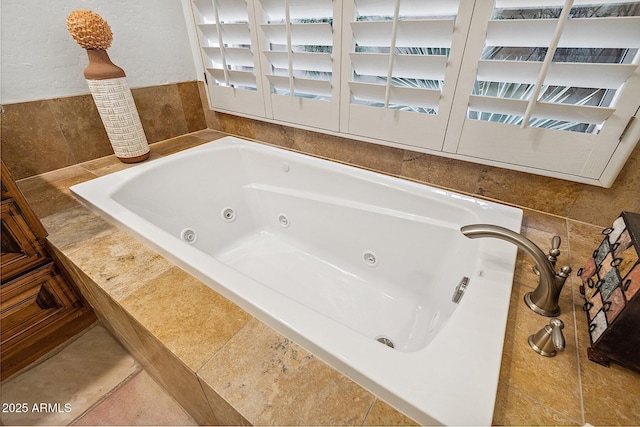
left=460, top=224, right=572, bottom=317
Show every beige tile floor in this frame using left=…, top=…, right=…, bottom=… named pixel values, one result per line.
left=0, top=324, right=196, bottom=426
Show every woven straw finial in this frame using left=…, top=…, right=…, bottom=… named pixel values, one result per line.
left=67, top=10, right=113, bottom=50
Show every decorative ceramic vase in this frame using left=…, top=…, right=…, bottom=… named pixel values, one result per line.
left=84, top=49, right=150, bottom=163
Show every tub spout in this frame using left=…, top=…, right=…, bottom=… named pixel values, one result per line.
left=460, top=224, right=571, bottom=317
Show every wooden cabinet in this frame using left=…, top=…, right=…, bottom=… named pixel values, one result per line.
left=1, top=198, right=48, bottom=280
left=578, top=211, right=640, bottom=373
left=1, top=161, right=96, bottom=380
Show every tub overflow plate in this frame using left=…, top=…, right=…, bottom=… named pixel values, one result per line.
left=452, top=276, right=470, bottom=303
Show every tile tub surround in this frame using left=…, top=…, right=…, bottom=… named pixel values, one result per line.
left=17, top=131, right=640, bottom=426
left=3, top=77, right=636, bottom=224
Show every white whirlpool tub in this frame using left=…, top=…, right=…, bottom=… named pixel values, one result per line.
left=71, top=136, right=522, bottom=425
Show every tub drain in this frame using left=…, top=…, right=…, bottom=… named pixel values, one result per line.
left=376, top=336, right=395, bottom=349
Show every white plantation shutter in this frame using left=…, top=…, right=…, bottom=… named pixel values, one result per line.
left=184, top=0, right=640, bottom=186
left=191, top=0, right=265, bottom=116
left=445, top=0, right=640, bottom=185
left=257, top=0, right=341, bottom=131
left=340, top=0, right=472, bottom=150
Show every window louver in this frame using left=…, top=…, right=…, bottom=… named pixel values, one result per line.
left=467, top=0, right=640, bottom=133
left=257, top=0, right=340, bottom=130
left=341, top=0, right=468, bottom=149
left=447, top=0, right=640, bottom=184
left=192, top=0, right=265, bottom=116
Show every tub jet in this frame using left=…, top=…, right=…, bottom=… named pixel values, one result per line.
left=180, top=228, right=197, bottom=244
left=221, top=207, right=236, bottom=222
left=278, top=213, right=290, bottom=227
left=363, top=251, right=378, bottom=266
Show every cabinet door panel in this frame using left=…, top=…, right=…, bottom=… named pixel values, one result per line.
left=1, top=199, right=48, bottom=282
left=0, top=264, right=67, bottom=345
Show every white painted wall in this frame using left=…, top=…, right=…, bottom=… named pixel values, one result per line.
left=1, top=0, right=198, bottom=104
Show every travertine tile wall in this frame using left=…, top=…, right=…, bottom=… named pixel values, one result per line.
left=198, top=84, right=640, bottom=228
left=0, top=81, right=206, bottom=180
left=2, top=79, right=638, bottom=227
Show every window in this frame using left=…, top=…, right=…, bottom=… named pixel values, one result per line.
left=340, top=0, right=470, bottom=149
left=445, top=0, right=640, bottom=184
left=187, top=0, right=640, bottom=186
left=192, top=0, right=265, bottom=116
left=257, top=0, right=341, bottom=130
left=468, top=1, right=640, bottom=133
left=260, top=0, right=334, bottom=100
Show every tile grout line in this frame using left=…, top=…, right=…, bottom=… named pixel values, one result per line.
left=502, top=381, right=584, bottom=426
left=68, top=367, right=143, bottom=426
left=195, top=316, right=256, bottom=382
left=360, top=397, right=377, bottom=426
left=1, top=323, right=100, bottom=384
left=566, top=217, right=587, bottom=426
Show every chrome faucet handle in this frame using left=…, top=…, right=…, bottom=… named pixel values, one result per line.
left=534, top=235, right=561, bottom=275
left=528, top=318, right=565, bottom=357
